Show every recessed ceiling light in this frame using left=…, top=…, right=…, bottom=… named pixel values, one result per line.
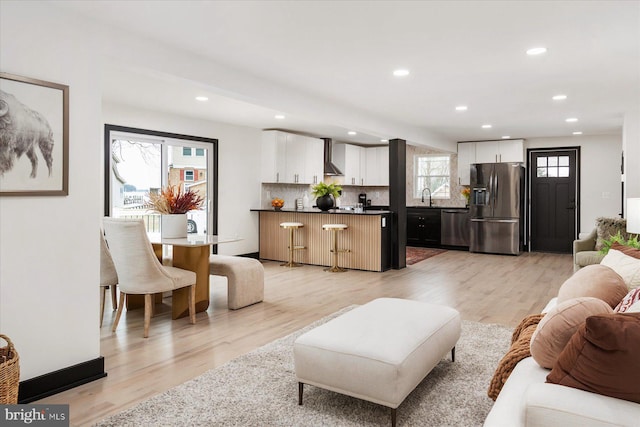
left=274, top=114, right=285, bottom=119
left=348, top=131, right=357, bottom=135
left=393, top=69, right=410, bottom=77
left=552, top=94, right=567, bottom=100
left=572, top=131, right=583, bottom=135
left=526, top=47, right=547, bottom=56
left=195, top=96, right=208, bottom=102
left=380, top=139, right=388, bottom=143
left=482, top=124, right=492, bottom=129
left=455, top=105, right=468, bottom=111
left=565, top=118, right=579, bottom=123
left=501, top=136, right=510, bottom=139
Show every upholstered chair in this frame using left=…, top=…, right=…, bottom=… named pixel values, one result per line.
left=102, top=218, right=196, bottom=338
left=100, top=231, right=119, bottom=327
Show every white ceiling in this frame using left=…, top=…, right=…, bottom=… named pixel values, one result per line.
left=53, top=0, right=640, bottom=147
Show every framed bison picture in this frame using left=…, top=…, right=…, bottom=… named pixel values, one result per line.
left=0, top=72, right=69, bottom=196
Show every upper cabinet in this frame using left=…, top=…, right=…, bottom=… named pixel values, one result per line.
left=457, top=139, right=524, bottom=185
left=474, top=139, right=524, bottom=163
left=261, top=130, right=324, bottom=184
left=333, top=143, right=389, bottom=186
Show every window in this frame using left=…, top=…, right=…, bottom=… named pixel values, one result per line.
left=414, top=154, right=451, bottom=199
left=537, top=156, right=570, bottom=178
left=105, top=125, right=218, bottom=237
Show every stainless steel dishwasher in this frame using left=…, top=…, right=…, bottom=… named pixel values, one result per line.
left=441, top=209, right=470, bottom=247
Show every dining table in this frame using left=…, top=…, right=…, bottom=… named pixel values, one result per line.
left=127, top=234, right=241, bottom=320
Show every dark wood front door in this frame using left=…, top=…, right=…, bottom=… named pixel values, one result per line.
left=529, top=148, right=579, bottom=253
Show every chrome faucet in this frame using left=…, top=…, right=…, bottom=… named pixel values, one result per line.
left=421, top=187, right=432, bottom=207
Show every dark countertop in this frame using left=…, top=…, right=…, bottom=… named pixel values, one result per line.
left=251, top=208, right=392, bottom=215
left=407, top=206, right=469, bottom=210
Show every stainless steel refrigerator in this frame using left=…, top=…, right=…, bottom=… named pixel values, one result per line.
left=469, top=163, right=524, bottom=255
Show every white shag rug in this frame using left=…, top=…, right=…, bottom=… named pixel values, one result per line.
left=95, top=307, right=511, bottom=426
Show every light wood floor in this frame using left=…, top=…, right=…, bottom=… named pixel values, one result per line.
left=38, top=250, right=573, bottom=426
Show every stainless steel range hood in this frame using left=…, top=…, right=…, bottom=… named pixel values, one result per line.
left=322, top=138, right=343, bottom=176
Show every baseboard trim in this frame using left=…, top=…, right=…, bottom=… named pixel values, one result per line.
left=18, top=357, right=106, bottom=403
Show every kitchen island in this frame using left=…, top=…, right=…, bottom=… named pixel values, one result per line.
left=251, top=208, right=393, bottom=271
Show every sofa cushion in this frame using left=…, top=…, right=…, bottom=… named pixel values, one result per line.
left=546, top=312, right=640, bottom=404
left=611, top=241, right=640, bottom=259
left=615, top=287, right=640, bottom=312
left=557, top=264, right=628, bottom=308
left=601, top=249, right=640, bottom=289
left=595, top=217, right=628, bottom=251
left=530, top=297, right=612, bottom=369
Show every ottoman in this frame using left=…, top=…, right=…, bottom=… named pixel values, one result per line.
left=293, top=298, right=461, bottom=426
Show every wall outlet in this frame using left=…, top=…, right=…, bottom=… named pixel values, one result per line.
left=266, top=191, right=271, bottom=199
left=375, top=191, right=380, bottom=197
left=602, top=191, right=610, bottom=199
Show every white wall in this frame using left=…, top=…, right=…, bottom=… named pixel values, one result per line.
left=525, top=135, right=622, bottom=233
left=623, top=108, right=640, bottom=205
left=103, top=103, right=261, bottom=255
left=0, top=2, right=102, bottom=379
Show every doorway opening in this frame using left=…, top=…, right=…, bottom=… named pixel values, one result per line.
left=527, top=147, right=580, bottom=253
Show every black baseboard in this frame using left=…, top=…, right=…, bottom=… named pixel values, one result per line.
left=239, top=252, right=259, bottom=259
left=18, top=357, right=106, bottom=403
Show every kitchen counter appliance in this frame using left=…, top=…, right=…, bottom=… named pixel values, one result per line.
left=441, top=209, right=470, bottom=247
left=470, top=163, right=524, bottom=255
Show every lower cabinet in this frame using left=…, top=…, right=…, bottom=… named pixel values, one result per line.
left=407, top=209, right=441, bottom=247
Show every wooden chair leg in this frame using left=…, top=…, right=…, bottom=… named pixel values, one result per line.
left=100, top=286, right=106, bottom=328
left=188, top=285, right=196, bottom=324
left=143, top=294, right=152, bottom=338
left=112, top=292, right=126, bottom=332
left=110, top=285, right=118, bottom=310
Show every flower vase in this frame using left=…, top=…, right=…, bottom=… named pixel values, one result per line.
left=161, top=213, right=188, bottom=238
left=316, top=195, right=334, bottom=211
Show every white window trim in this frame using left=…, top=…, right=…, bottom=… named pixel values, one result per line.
left=414, top=154, right=451, bottom=199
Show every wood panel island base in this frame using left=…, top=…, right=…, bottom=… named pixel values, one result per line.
left=254, top=209, right=392, bottom=272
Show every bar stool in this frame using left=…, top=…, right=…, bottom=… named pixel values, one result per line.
left=280, top=222, right=305, bottom=267
left=322, top=223, right=350, bottom=272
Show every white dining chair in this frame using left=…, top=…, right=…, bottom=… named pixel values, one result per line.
left=102, top=218, right=196, bottom=338
left=100, top=230, right=119, bottom=327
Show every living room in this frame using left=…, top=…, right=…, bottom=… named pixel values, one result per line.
left=1, top=1, right=639, bottom=426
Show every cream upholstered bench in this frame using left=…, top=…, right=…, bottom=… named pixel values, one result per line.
left=209, top=255, right=264, bottom=309
left=294, top=298, right=461, bottom=426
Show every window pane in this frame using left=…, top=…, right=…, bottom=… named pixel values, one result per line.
left=548, top=156, right=558, bottom=166
left=537, top=157, right=547, bottom=167
left=548, top=167, right=558, bottom=177
left=182, top=147, right=192, bottom=156
left=559, top=156, right=569, bottom=166
left=559, top=166, right=570, bottom=177
left=414, top=154, right=450, bottom=198
left=195, top=148, right=205, bottom=156
left=185, top=170, right=195, bottom=181
left=537, top=167, right=547, bottom=177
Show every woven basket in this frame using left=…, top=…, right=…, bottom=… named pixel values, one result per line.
left=0, top=334, right=20, bottom=404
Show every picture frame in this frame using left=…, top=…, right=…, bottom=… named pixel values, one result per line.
left=0, top=72, right=69, bottom=196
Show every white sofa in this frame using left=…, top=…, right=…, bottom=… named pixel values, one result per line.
left=484, top=298, right=640, bottom=427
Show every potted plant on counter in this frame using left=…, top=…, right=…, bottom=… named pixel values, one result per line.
left=311, top=182, right=342, bottom=211
left=148, top=185, right=204, bottom=238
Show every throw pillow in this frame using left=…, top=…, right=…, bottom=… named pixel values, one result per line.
left=530, top=297, right=612, bottom=369
left=556, top=264, right=627, bottom=308
left=627, top=300, right=640, bottom=313
left=615, top=287, right=640, bottom=312
left=600, top=249, right=640, bottom=289
left=611, top=241, right=640, bottom=260
left=595, top=217, right=628, bottom=251
left=546, top=312, right=640, bottom=404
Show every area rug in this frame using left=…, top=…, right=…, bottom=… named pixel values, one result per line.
left=406, top=246, right=447, bottom=265
left=95, top=308, right=511, bottom=427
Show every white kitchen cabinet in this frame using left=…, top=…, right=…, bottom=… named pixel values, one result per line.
left=457, top=142, right=476, bottom=185
left=333, top=143, right=364, bottom=186
left=365, top=146, right=389, bottom=186
left=474, top=139, right=524, bottom=163
left=261, top=131, right=324, bottom=184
